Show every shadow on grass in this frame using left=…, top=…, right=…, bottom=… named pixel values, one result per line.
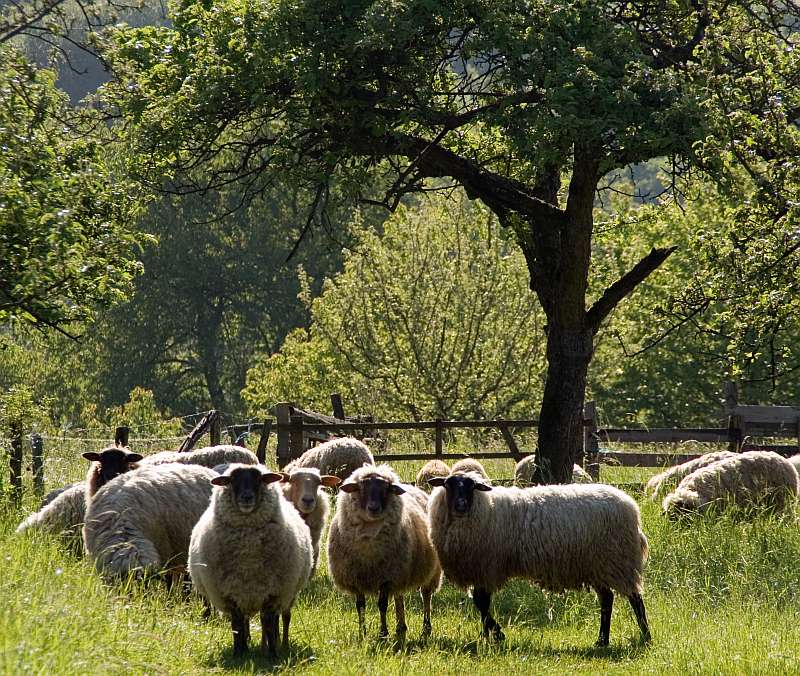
left=206, top=640, right=317, bottom=671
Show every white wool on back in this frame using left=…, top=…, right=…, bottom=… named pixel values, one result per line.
left=284, top=437, right=373, bottom=480
left=515, top=455, right=592, bottom=485
left=644, top=451, right=737, bottom=501
left=140, top=445, right=258, bottom=469
left=16, top=483, right=86, bottom=546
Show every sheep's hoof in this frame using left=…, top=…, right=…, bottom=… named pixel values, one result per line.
left=594, top=638, right=610, bottom=648
left=420, top=623, right=432, bottom=640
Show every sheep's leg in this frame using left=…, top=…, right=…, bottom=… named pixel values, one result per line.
left=201, top=597, right=212, bottom=621
left=472, top=587, right=504, bottom=641
left=595, top=587, right=614, bottom=647
left=260, top=606, right=279, bottom=658
left=377, top=585, right=390, bottom=638
left=230, top=606, right=249, bottom=657
left=628, top=593, right=651, bottom=644
left=281, top=608, right=291, bottom=649
left=420, top=585, right=433, bottom=638
left=355, top=593, right=367, bottom=637
left=394, top=594, right=407, bottom=636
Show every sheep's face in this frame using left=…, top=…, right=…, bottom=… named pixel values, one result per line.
left=212, top=467, right=283, bottom=514
left=284, top=469, right=340, bottom=515
left=340, top=475, right=405, bottom=520
left=82, top=447, right=143, bottom=485
left=429, top=474, right=491, bottom=517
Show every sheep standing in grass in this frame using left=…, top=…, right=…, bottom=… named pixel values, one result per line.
left=644, top=451, right=737, bottom=501
left=327, top=464, right=442, bottom=639
left=415, top=460, right=450, bottom=490
left=280, top=467, right=340, bottom=573
left=189, top=465, right=313, bottom=657
left=428, top=471, right=650, bottom=646
left=450, top=458, right=490, bottom=482
left=83, top=463, right=216, bottom=582
left=514, top=454, right=592, bottom=485
left=284, top=437, right=374, bottom=480
left=139, top=445, right=258, bottom=468
left=662, top=450, right=799, bottom=517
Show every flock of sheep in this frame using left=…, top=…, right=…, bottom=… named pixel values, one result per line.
left=14, top=437, right=800, bottom=658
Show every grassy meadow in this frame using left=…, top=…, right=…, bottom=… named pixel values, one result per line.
left=3, top=437, right=800, bottom=674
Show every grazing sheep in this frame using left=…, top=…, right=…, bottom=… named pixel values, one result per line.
left=139, top=445, right=258, bottom=469
left=644, top=451, right=737, bottom=501
left=189, top=465, right=313, bottom=657
left=415, top=460, right=450, bottom=490
left=450, top=458, right=490, bottom=482
left=514, top=455, right=593, bottom=485
left=40, top=482, right=80, bottom=507
left=280, top=467, right=340, bottom=573
left=82, top=446, right=143, bottom=501
left=428, top=472, right=650, bottom=647
left=284, top=436, right=374, bottom=480
left=327, top=464, right=442, bottom=639
left=662, top=450, right=799, bottom=517
left=83, top=463, right=216, bottom=582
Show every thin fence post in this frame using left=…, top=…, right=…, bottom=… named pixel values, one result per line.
left=434, top=418, right=443, bottom=457
left=10, top=422, right=23, bottom=502
left=115, top=426, right=130, bottom=447
left=289, top=414, right=305, bottom=466
left=275, top=403, right=292, bottom=469
left=210, top=414, right=221, bottom=446
left=30, top=433, right=44, bottom=496
left=256, top=419, right=272, bottom=464
left=583, top=401, right=600, bottom=480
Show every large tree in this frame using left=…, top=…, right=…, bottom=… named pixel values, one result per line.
left=105, top=1, right=800, bottom=482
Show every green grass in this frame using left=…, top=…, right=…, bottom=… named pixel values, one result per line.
left=4, top=445, right=800, bottom=674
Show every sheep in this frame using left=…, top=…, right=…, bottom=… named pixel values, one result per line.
left=450, top=458, right=490, bottom=482
left=83, top=463, right=217, bottom=582
left=788, top=453, right=800, bottom=475
left=514, top=454, right=593, bottom=485
left=284, top=436, right=374, bottom=481
left=16, top=445, right=142, bottom=546
left=428, top=471, right=650, bottom=647
left=327, top=464, right=442, bottom=639
left=415, top=460, right=450, bottom=490
left=280, top=467, right=340, bottom=573
left=662, top=450, right=799, bottom=518
left=188, top=464, right=313, bottom=657
left=41, top=482, right=80, bottom=507
left=139, top=444, right=258, bottom=469
left=644, top=451, right=737, bottom=501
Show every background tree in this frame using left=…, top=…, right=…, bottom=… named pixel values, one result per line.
left=243, top=191, right=547, bottom=420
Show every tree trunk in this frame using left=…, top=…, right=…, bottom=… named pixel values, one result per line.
left=196, top=301, right=227, bottom=413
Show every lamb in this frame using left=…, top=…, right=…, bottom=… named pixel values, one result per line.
left=284, top=436, right=374, bottom=480
left=83, top=463, right=217, bottom=582
left=327, top=464, right=442, bottom=639
left=662, top=450, right=799, bottom=517
left=280, top=467, right=340, bottom=573
left=644, top=451, right=737, bottom=501
left=514, top=454, right=593, bottom=485
left=188, top=464, right=313, bottom=657
left=16, top=445, right=142, bottom=545
left=139, top=444, right=258, bottom=468
left=450, top=458, right=490, bottom=482
left=428, top=471, right=650, bottom=647
left=415, top=460, right=450, bottom=490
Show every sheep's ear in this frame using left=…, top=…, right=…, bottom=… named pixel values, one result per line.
left=427, top=477, right=446, bottom=488
left=390, top=483, right=406, bottom=495
left=339, top=482, right=359, bottom=493
left=474, top=481, right=492, bottom=492
left=278, top=472, right=291, bottom=483
left=261, top=472, right=284, bottom=485
left=127, top=453, right=144, bottom=463
left=82, top=452, right=101, bottom=462
left=211, top=476, right=231, bottom=486
left=320, top=475, right=341, bottom=488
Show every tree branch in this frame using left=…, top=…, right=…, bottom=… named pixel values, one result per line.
left=586, top=246, right=678, bottom=332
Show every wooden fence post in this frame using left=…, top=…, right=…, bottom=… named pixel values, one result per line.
left=583, top=400, right=600, bottom=480
left=178, top=410, right=219, bottom=453
left=275, top=403, right=292, bottom=468
left=210, top=414, right=221, bottom=446
left=434, top=418, right=443, bottom=457
left=9, top=422, right=23, bottom=502
left=724, top=381, right=743, bottom=452
left=30, top=433, right=44, bottom=496
left=256, top=419, right=272, bottom=464
left=289, top=414, right=305, bottom=466
left=331, top=393, right=345, bottom=421
left=115, top=426, right=130, bottom=447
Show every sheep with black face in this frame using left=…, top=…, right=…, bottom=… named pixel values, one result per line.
left=189, top=464, right=313, bottom=657
left=327, top=464, right=441, bottom=639
left=82, top=446, right=144, bottom=501
left=428, top=471, right=650, bottom=647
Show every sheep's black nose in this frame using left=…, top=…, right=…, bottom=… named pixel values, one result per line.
left=302, top=496, right=315, bottom=507
left=454, top=499, right=468, bottom=514
left=367, top=502, right=382, bottom=515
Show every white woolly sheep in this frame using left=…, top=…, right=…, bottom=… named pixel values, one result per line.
left=83, top=463, right=217, bottom=582
left=415, top=460, right=450, bottom=490
left=662, top=450, right=799, bottom=517
left=280, top=467, right=340, bottom=574
left=327, top=464, right=442, bottom=639
left=644, top=451, right=737, bottom=501
left=788, top=453, right=800, bottom=475
left=284, top=436, right=374, bottom=480
left=514, top=454, right=593, bottom=485
left=450, top=458, right=490, bottom=482
left=139, top=444, right=258, bottom=468
left=188, top=464, right=313, bottom=657
left=428, top=472, right=650, bottom=646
